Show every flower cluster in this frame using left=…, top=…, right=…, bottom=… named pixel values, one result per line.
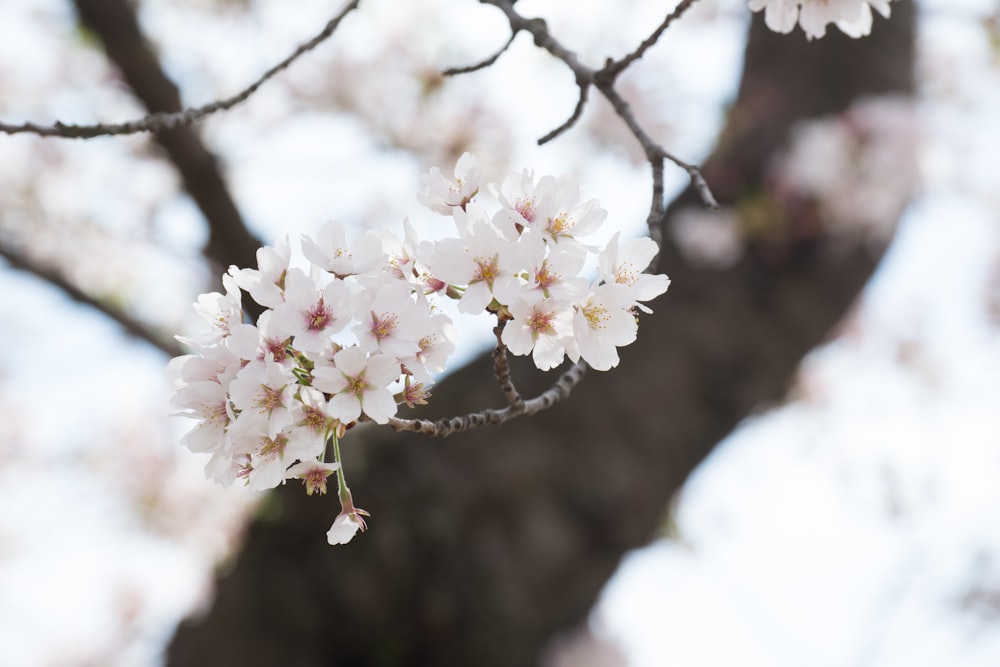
left=169, top=154, right=669, bottom=545
left=748, top=0, right=894, bottom=40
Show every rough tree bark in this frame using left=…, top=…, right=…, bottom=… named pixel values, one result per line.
left=158, top=6, right=915, bottom=667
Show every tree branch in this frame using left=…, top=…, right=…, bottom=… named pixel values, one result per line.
left=491, top=322, right=524, bottom=408
left=0, top=244, right=182, bottom=357
left=387, top=360, right=586, bottom=437
left=481, top=0, right=720, bottom=214
left=0, top=1, right=360, bottom=139
left=602, top=0, right=704, bottom=80
left=70, top=0, right=262, bottom=298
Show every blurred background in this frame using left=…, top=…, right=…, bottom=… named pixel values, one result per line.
left=0, top=0, right=998, bottom=665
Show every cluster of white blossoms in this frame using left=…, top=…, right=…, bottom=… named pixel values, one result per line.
left=169, top=153, right=669, bottom=545
left=748, top=0, right=894, bottom=40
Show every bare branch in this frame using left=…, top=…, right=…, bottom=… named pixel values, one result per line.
left=444, top=31, right=516, bottom=76
left=480, top=0, right=719, bottom=211
left=386, top=361, right=586, bottom=437
left=0, top=1, right=360, bottom=139
left=0, top=244, right=182, bottom=357
left=602, top=0, right=704, bottom=81
left=538, top=81, right=589, bottom=145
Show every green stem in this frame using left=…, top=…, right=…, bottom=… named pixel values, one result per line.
left=330, top=429, right=349, bottom=502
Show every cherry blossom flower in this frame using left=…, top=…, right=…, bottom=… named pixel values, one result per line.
left=286, top=460, right=341, bottom=496
left=171, top=376, right=233, bottom=454
left=748, top=0, right=893, bottom=40
left=417, top=151, right=481, bottom=214
left=227, top=358, right=297, bottom=440
left=519, top=230, right=588, bottom=301
left=312, top=346, right=400, bottom=424
left=239, top=423, right=325, bottom=491
left=598, top=232, right=671, bottom=311
left=301, top=220, right=384, bottom=279
left=400, top=312, right=456, bottom=383
left=191, top=272, right=243, bottom=344
left=352, top=281, right=424, bottom=358
left=428, top=204, right=524, bottom=313
left=230, top=237, right=291, bottom=308
left=168, top=346, right=241, bottom=455
left=494, top=168, right=549, bottom=230
left=570, top=284, right=638, bottom=371
left=268, top=268, right=352, bottom=355
left=327, top=507, right=369, bottom=545
left=532, top=175, right=607, bottom=244
left=226, top=312, right=294, bottom=366
left=502, top=297, right=575, bottom=371
left=294, top=386, right=337, bottom=440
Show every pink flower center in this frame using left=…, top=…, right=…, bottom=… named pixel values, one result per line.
left=263, top=336, right=288, bottom=362
left=528, top=309, right=557, bottom=336
left=259, top=433, right=289, bottom=460
left=370, top=311, right=399, bottom=342
left=347, top=374, right=368, bottom=396
left=515, top=197, right=536, bottom=222
left=305, top=299, right=334, bottom=332
left=301, top=404, right=328, bottom=434
left=256, top=384, right=285, bottom=414
left=535, top=260, right=558, bottom=293
left=472, top=255, right=499, bottom=286
left=547, top=212, right=573, bottom=236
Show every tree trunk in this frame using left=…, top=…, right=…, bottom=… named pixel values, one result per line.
left=166, top=6, right=916, bottom=667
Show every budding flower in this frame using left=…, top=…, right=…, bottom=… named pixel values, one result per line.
left=327, top=486, right=370, bottom=545
left=397, top=378, right=431, bottom=408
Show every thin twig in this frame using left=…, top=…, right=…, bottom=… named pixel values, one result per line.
left=602, top=0, right=704, bottom=81
left=538, top=81, right=589, bottom=145
left=387, top=361, right=586, bottom=437
left=444, top=31, right=517, bottom=76
left=481, top=0, right=719, bottom=210
left=0, top=1, right=360, bottom=139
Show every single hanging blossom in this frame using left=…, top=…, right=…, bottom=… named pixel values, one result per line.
left=327, top=485, right=370, bottom=545
left=327, top=508, right=369, bottom=545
